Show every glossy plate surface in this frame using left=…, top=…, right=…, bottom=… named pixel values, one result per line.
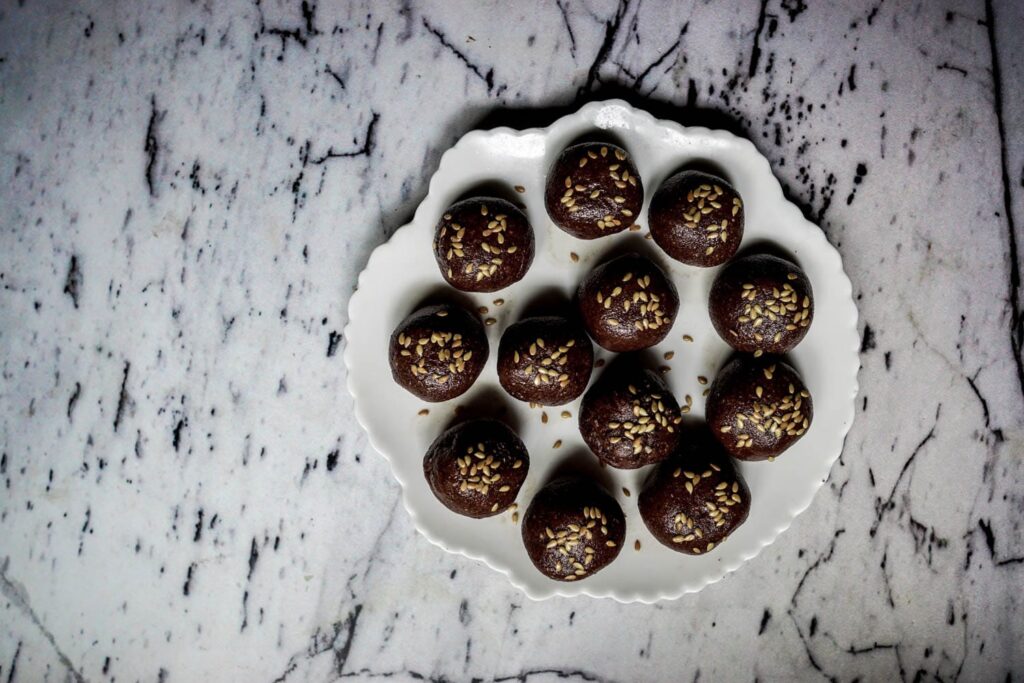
left=344, top=100, right=859, bottom=601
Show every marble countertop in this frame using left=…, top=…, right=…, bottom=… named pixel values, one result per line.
left=1, top=1, right=1022, bottom=680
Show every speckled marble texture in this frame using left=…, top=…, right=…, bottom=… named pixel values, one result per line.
left=1, top=1, right=1022, bottom=681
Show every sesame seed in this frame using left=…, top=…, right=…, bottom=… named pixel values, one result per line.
left=541, top=412, right=549, bottom=424
left=485, top=318, right=497, bottom=326
left=664, top=351, right=675, bottom=360
left=561, top=411, right=572, bottom=419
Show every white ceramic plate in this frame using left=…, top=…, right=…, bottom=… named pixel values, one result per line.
left=344, top=100, right=859, bottom=602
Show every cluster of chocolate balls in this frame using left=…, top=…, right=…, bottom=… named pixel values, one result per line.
left=388, top=141, right=814, bottom=582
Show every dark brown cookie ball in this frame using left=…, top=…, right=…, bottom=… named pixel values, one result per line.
left=649, top=170, right=744, bottom=267
left=522, top=476, right=625, bottom=581
left=433, top=197, right=535, bottom=292
left=423, top=419, right=529, bottom=518
left=497, top=316, right=594, bottom=406
left=544, top=142, right=643, bottom=240
left=577, top=253, right=679, bottom=352
left=705, top=356, right=813, bottom=461
left=579, top=364, right=683, bottom=469
left=638, top=427, right=751, bottom=555
left=709, top=254, right=813, bottom=355
left=388, top=304, right=488, bottom=402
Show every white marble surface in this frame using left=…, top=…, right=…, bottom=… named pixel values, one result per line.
left=1, top=0, right=1022, bottom=681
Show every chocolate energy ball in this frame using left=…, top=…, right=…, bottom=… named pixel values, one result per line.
left=638, top=427, right=751, bottom=555
left=388, top=304, right=488, bottom=402
left=433, top=197, right=535, bottom=292
left=544, top=142, right=644, bottom=240
left=705, top=356, right=813, bottom=461
left=497, top=316, right=594, bottom=406
left=577, top=253, right=679, bottom=352
left=649, top=170, right=744, bottom=267
left=423, top=419, right=529, bottom=518
left=579, top=364, right=683, bottom=469
left=522, top=476, right=626, bottom=581
left=709, top=254, right=814, bottom=355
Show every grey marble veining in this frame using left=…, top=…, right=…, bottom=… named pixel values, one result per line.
left=1, top=0, right=1022, bottom=681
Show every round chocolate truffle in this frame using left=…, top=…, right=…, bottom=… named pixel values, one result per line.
left=577, top=253, right=679, bottom=352
left=579, top=364, right=683, bottom=468
left=638, top=427, right=751, bottom=555
left=649, top=170, right=744, bottom=267
left=388, top=304, right=488, bottom=402
left=423, top=419, right=529, bottom=518
left=544, top=142, right=643, bottom=240
left=705, top=356, right=813, bottom=461
left=522, top=476, right=626, bottom=581
left=709, top=254, right=813, bottom=354
left=433, top=197, right=535, bottom=292
left=497, top=316, right=594, bottom=406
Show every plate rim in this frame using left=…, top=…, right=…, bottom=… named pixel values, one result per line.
left=343, top=99, right=860, bottom=602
